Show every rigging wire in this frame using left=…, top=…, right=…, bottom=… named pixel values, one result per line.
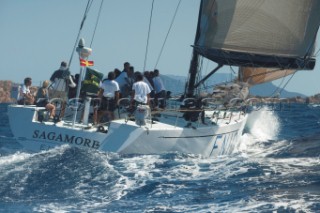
left=203, top=58, right=210, bottom=84
left=230, top=66, right=237, bottom=75
left=143, top=0, right=155, bottom=73
left=269, top=69, right=295, bottom=97
left=49, top=0, right=93, bottom=100
left=68, top=0, right=93, bottom=67
left=154, top=0, right=182, bottom=69
left=51, top=0, right=93, bottom=107
left=277, top=71, right=296, bottom=95
left=90, top=0, right=104, bottom=48
left=197, top=56, right=205, bottom=93
left=315, top=47, right=320, bottom=57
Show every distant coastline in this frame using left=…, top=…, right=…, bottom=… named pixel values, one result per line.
left=0, top=79, right=319, bottom=104
left=0, top=80, right=37, bottom=103
left=0, top=81, right=15, bottom=103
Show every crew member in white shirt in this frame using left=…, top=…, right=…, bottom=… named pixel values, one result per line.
left=18, top=77, right=35, bottom=105
left=94, top=71, right=120, bottom=123
left=131, top=72, right=151, bottom=107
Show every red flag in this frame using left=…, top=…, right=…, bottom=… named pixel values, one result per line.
left=80, top=58, right=94, bottom=67
left=87, top=60, right=94, bottom=66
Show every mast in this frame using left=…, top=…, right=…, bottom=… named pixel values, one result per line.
left=72, top=38, right=92, bottom=127
left=186, top=1, right=203, bottom=97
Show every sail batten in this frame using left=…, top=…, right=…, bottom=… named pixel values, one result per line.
left=196, top=0, right=320, bottom=69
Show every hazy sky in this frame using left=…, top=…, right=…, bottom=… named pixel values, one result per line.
left=1, top=0, right=319, bottom=96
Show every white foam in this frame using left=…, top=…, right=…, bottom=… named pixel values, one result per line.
left=0, top=151, right=33, bottom=165
left=246, top=106, right=280, bottom=141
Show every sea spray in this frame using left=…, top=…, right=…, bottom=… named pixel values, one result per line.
left=246, top=106, right=280, bottom=141
left=234, top=107, right=281, bottom=155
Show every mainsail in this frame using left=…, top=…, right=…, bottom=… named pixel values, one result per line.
left=195, top=0, right=320, bottom=70
left=187, top=0, right=320, bottom=95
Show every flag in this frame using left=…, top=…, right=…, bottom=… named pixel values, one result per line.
left=81, top=67, right=104, bottom=94
left=80, top=58, right=94, bottom=67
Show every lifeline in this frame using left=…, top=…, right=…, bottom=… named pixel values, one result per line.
left=32, top=130, right=100, bottom=149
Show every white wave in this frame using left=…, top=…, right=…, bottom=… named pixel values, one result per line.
left=0, top=146, right=67, bottom=175
left=237, top=136, right=290, bottom=158
left=0, top=151, right=33, bottom=166
left=207, top=197, right=317, bottom=213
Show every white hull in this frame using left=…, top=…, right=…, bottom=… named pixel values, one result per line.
left=8, top=104, right=247, bottom=157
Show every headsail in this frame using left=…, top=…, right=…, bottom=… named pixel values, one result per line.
left=239, top=67, right=296, bottom=86
left=195, top=0, right=320, bottom=70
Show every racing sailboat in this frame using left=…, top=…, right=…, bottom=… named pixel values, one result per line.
left=8, top=0, right=320, bottom=157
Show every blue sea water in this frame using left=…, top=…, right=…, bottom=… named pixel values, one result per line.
left=0, top=103, right=320, bottom=212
